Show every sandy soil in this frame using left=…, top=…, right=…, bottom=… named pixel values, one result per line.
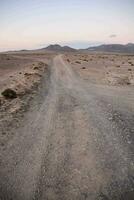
left=0, top=52, right=56, bottom=91
left=64, top=53, right=134, bottom=86
left=0, top=53, right=134, bottom=200
left=0, top=52, right=56, bottom=145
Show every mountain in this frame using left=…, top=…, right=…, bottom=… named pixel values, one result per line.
left=86, top=43, right=134, bottom=53
left=42, top=44, right=76, bottom=52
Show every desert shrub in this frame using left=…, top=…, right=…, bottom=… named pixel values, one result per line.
left=76, top=61, right=81, bottom=64
left=82, top=67, right=86, bottom=69
left=128, top=68, right=132, bottom=71
left=67, top=59, right=70, bottom=62
left=24, top=72, right=31, bottom=76
left=33, top=66, right=39, bottom=70
left=117, top=76, right=130, bottom=85
left=44, top=63, right=48, bottom=67
left=116, top=65, right=120, bottom=68
left=1, top=88, right=17, bottom=99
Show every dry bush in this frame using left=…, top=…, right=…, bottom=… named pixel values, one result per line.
left=76, top=61, right=81, bottom=64
left=83, top=59, right=88, bottom=62
left=116, top=76, right=130, bottom=85
left=1, top=88, right=17, bottom=99
left=128, top=68, right=132, bottom=71
left=82, top=67, right=86, bottom=69
left=33, top=66, right=39, bottom=70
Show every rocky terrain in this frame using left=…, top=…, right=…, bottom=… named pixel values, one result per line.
left=64, top=53, right=134, bottom=86
left=0, top=51, right=134, bottom=200
left=0, top=52, right=55, bottom=147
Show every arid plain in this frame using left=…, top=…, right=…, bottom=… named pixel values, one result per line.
left=0, top=50, right=134, bottom=200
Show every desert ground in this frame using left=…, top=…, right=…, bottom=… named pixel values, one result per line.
left=0, top=51, right=134, bottom=200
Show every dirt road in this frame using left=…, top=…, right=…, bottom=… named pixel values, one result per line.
left=0, top=55, right=134, bottom=200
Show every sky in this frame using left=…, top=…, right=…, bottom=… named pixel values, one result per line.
left=0, top=0, right=134, bottom=51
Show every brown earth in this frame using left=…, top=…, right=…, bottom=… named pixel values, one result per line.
left=0, top=52, right=134, bottom=200
left=64, top=53, right=134, bottom=86
left=0, top=52, right=56, bottom=144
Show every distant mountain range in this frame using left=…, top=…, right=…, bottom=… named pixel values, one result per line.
left=40, top=43, right=134, bottom=53
left=41, top=44, right=76, bottom=52
left=86, top=43, right=134, bottom=53
left=6, top=43, right=134, bottom=54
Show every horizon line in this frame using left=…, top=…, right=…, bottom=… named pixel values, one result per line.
left=0, top=42, right=134, bottom=53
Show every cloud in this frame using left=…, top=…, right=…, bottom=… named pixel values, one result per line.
left=109, top=34, right=117, bottom=38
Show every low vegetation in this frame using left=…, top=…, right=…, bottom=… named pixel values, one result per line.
left=1, top=88, right=17, bottom=99
left=83, top=59, right=88, bottom=62
left=75, top=61, right=81, bottom=64
left=128, top=68, right=132, bottom=71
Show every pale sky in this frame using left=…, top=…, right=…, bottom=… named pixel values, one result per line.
left=0, top=0, right=134, bottom=51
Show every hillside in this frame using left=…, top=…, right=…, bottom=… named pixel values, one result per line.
left=42, top=44, right=77, bottom=52
left=87, top=43, right=134, bottom=53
